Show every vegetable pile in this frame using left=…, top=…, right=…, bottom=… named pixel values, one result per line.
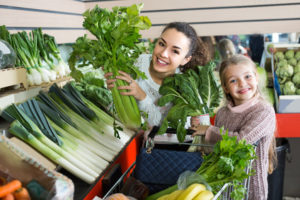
left=2, top=82, right=135, bottom=184
left=68, top=4, right=151, bottom=129
left=0, top=25, right=70, bottom=85
left=146, top=128, right=257, bottom=200
left=0, top=179, right=31, bottom=200
left=157, top=62, right=223, bottom=142
left=274, top=49, right=300, bottom=95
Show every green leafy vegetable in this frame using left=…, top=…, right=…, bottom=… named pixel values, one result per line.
left=157, top=62, right=223, bottom=142
left=68, top=4, right=151, bottom=129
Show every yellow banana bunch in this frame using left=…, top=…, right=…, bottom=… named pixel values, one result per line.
left=157, top=183, right=214, bottom=200
left=157, top=189, right=183, bottom=200
left=177, top=183, right=206, bottom=200
left=193, top=190, right=214, bottom=200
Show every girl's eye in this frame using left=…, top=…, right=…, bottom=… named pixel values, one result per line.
left=229, top=79, right=236, bottom=84
left=245, top=74, right=252, bottom=79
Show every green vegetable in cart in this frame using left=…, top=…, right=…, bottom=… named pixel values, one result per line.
left=146, top=128, right=256, bottom=200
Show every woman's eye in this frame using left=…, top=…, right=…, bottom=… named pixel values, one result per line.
left=158, top=41, right=165, bottom=47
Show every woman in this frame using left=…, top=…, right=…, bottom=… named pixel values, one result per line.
left=105, top=22, right=209, bottom=128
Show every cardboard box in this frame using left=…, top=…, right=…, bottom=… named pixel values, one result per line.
left=270, top=43, right=300, bottom=113
left=0, top=134, right=74, bottom=199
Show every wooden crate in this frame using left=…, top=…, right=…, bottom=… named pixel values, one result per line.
left=0, top=67, right=28, bottom=90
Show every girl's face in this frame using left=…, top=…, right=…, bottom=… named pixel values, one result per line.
left=151, top=28, right=192, bottom=76
left=223, top=63, right=258, bottom=106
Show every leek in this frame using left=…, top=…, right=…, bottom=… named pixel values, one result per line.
left=9, top=120, right=96, bottom=184
left=4, top=104, right=99, bottom=178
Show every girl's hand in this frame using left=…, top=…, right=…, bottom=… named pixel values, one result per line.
left=190, top=116, right=200, bottom=128
left=104, top=71, right=147, bottom=101
left=191, top=125, right=209, bottom=137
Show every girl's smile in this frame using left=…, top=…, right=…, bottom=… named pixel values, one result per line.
left=223, top=63, right=258, bottom=106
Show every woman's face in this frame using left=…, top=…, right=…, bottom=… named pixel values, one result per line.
left=152, top=28, right=192, bottom=75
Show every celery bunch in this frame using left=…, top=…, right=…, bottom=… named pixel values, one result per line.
left=68, top=4, right=151, bottom=129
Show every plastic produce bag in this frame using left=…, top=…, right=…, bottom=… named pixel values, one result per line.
left=177, top=171, right=211, bottom=191
left=0, top=39, right=16, bottom=69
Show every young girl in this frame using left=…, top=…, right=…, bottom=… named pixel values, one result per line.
left=192, top=54, right=277, bottom=200
left=105, top=22, right=210, bottom=127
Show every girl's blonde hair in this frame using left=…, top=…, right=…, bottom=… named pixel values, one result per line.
left=219, top=54, right=277, bottom=174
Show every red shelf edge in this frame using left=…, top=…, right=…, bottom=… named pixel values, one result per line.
left=276, top=113, right=300, bottom=138
left=83, top=133, right=142, bottom=200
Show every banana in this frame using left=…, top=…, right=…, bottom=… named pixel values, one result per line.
left=193, top=190, right=214, bottom=200
left=177, top=183, right=206, bottom=200
left=168, top=189, right=183, bottom=200
left=157, top=194, right=169, bottom=200
left=157, top=189, right=183, bottom=200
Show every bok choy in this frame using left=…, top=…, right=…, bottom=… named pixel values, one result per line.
left=157, top=62, right=223, bottom=142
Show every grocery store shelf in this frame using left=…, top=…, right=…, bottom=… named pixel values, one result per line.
left=0, top=76, right=72, bottom=113
left=276, top=113, right=300, bottom=138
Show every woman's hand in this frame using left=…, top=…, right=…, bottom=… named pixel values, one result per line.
left=104, top=70, right=147, bottom=101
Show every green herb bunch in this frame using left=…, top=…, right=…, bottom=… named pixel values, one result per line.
left=196, top=128, right=257, bottom=199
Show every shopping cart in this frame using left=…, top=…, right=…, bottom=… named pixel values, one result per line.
left=102, top=127, right=257, bottom=200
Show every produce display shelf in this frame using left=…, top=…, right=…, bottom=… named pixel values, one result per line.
left=0, top=76, right=72, bottom=113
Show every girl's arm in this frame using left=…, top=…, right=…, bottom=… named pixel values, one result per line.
left=205, top=105, right=276, bottom=145
left=229, top=108, right=276, bottom=144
